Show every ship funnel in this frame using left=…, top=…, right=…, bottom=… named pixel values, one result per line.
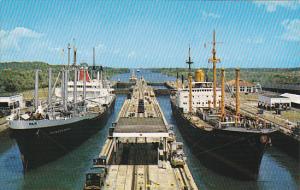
left=79, top=68, right=91, bottom=82
left=73, top=47, right=77, bottom=66
left=195, top=69, right=205, bottom=82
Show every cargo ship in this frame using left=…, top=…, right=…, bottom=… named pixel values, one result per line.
left=170, top=31, right=277, bottom=179
left=129, top=69, right=138, bottom=83
left=9, top=46, right=116, bottom=170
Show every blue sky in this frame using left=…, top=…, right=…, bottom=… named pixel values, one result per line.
left=0, top=1, right=299, bottom=68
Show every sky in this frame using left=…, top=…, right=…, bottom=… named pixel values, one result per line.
left=0, top=1, right=299, bottom=68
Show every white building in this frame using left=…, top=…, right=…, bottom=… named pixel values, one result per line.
left=176, top=82, right=221, bottom=113
left=0, top=94, right=25, bottom=110
left=258, top=94, right=291, bottom=110
left=280, top=93, right=300, bottom=108
left=227, top=80, right=259, bottom=93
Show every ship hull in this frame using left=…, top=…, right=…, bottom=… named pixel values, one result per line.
left=271, top=131, right=300, bottom=160
left=171, top=100, right=269, bottom=180
left=10, top=98, right=116, bottom=170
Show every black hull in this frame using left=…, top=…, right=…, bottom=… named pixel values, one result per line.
left=171, top=100, right=269, bottom=180
left=271, top=131, right=300, bottom=160
left=11, top=98, right=116, bottom=170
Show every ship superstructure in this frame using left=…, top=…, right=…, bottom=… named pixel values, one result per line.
left=170, top=31, right=278, bottom=179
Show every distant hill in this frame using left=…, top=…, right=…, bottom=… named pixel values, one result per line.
left=151, top=67, right=300, bottom=86
left=0, top=62, right=129, bottom=93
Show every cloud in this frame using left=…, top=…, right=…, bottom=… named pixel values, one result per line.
left=95, top=43, right=107, bottom=54
left=242, top=37, right=265, bottom=44
left=128, top=51, right=137, bottom=59
left=281, top=19, right=300, bottom=42
left=201, top=11, right=220, bottom=20
left=0, top=27, right=43, bottom=51
left=254, top=1, right=300, bottom=12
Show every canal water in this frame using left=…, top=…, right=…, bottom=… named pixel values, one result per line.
left=0, top=70, right=299, bottom=190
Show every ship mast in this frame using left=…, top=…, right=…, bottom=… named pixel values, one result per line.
left=176, top=72, right=179, bottom=90
left=83, top=66, right=87, bottom=107
left=68, top=43, right=71, bottom=68
left=235, top=68, right=240, bottom=126
left=208, top=30, right=221, bottom=109
left=34, top=69, right=39, bottom=111
left=61, top=67, right=65, bottom=109
left=93, top=47, right=96, bottom=80
left=48, top=68, right=52, bottom=112
left=186, top=46, right=193, bottom=114
left=64, top=44, right=71, bottom=111
left=220, top=68, right=225, bottom=121
left=73, top=46, right=78, bottom=114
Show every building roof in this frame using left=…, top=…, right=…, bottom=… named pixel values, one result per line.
left=227, top=80, right=255, bottom=87
left=261, top=94, right=288, bottom=99
left=114, top=117, right=167, bottom=133
left=281, top=93, right=300, bottom=104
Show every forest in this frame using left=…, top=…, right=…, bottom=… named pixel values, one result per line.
left=151, top=67, right=300, bottom=86
left=0, top=62, right=129, bottom=93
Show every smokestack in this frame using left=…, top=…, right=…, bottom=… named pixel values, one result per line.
left=100, top=66, right=103, bottom=88
left=73, top=48, right=77, bottom=66
left=235, top=68, right=240, bottom=126
left=221, top=68, right=225, bottom=121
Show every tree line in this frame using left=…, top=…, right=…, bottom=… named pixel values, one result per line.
left=0, top=62, right=129, bottom=93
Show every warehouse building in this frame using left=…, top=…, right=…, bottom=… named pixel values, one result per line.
left=258, top=94, right=291, bottom=110
left=227, top=80, right=260, bottom=93
left=0, top=94, right=25, bottom=115
left=280, top=93, right=300, bottom=108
